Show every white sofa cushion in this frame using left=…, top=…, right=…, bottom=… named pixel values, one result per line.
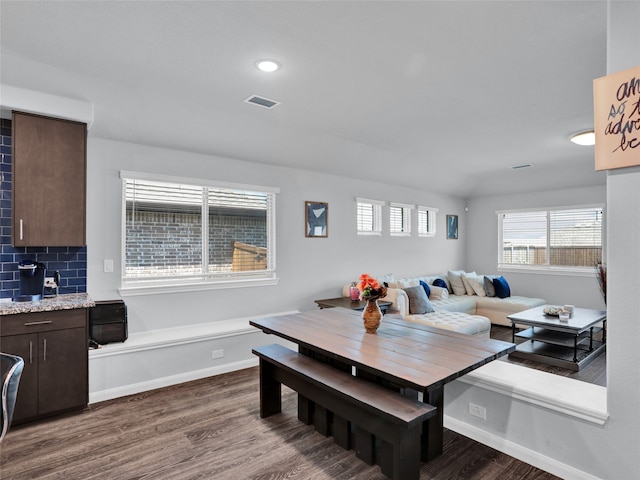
left=429, top=295, right=477, bottom=314
left=475, top=295, right=546, bottom=326
left=402, top=311, right=491, bottom=337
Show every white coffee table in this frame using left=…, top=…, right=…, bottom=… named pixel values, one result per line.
left=507, top=305, right=606, bottom=371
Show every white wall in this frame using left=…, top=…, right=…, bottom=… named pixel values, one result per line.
left=87, top=137, right=466, bottom=333
left=466, top=185, right=607, bottom=309
left=448, top=2, right=640, bottom=478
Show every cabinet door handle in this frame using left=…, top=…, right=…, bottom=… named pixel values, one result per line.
left=19, top=219, right=23, bottom=240
left=24, top=320, right=53, bottom=326
left=29, top=340, right=33, bottom=364
left=43, top=338, right=47, bottom=362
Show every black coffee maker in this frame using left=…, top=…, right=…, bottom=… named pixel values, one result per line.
left=14, top=260, right=46, bottom=302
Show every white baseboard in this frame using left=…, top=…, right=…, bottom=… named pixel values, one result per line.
left=444, top=415, right=601, bottom=480
left=89, top=357, right=258, bottom=404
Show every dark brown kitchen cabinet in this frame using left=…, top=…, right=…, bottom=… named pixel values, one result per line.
left=12, top=111, right=87, bottom=247
left=0, top=309, right=88, bottom=423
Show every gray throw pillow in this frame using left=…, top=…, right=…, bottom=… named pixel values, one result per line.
left=404, top=286, right=435, bottom=314
left=484, top=275, right=498, bottom=297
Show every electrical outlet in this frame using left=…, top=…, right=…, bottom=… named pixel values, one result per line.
left=469, top=403, right=487, bottom=420
left=212, top=349, right=224, bottom=359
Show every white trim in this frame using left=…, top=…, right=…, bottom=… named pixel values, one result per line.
left=88, top=310, right=298, bottom=403
left=443, top=416, right=601, bottom=480
left=120, top=170, right=280, bottom=194
left=355, top=197, right=385, bottom=206
left=1, top=84, right=94, bottom=128
left=389, top=201, right=414, bottom=209
left=497, top=265, right=598, bottom=277
left=496, top=203, right=605, bottom=215
left=455, top=361, right=608, bottom=425
left=89, top=358, right=259, bottom=404
left=89, top=310, right=298, bottom=358
left=119, top=276, right=279, bottom=296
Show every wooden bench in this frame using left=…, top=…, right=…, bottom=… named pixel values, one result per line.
left=252, top=344, right=437, bottom=480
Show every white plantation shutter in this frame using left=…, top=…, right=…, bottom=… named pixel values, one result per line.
left=418, top=206, right=437, bottom=237
left=356, top=198, right=383, bottom=235
left=390, top=202, right=413, bottom=236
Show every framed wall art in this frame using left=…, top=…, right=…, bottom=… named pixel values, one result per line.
left=305, top=201, right=328, bottom=238
left=446, top=214, right=458, bottom=240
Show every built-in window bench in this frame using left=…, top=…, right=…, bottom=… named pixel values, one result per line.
left=88, top=311, right=298, bottom=404
left=443, top=360, right=608, bottom=480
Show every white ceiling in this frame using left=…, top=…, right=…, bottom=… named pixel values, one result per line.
left=0, top=0, right=608, bottom=198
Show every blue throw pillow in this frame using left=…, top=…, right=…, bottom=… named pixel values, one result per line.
left=419, top=280, right=431, bottom=297
left=432, top=278, right=448, bottom=290
left=492, top=276, right=511, bottom=299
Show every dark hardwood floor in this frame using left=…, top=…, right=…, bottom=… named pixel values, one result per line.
left=0, top=366, right=559, bottom=480
left=490, top=325, right=606, bottom=387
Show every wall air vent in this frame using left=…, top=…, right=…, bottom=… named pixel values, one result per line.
left=244, top=95, right=281, bottom=109
left=511, top=163, right=533, bottom=170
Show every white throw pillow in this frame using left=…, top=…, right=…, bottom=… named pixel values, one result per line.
left=460, top=271, right=478, bottom=295
left=447, top=270, right=467, bottom=296
left=397, top=278, right=420, bottom=289
left=463, top=272, right=487, bottom=297
left=428, top=285, right=449, bottom=299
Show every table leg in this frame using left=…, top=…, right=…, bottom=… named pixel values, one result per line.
left=511, top=322, right=516, bottom=343
left=573, top=335, right=578, bottom=362
left=422, top=386, right=443, bottom=462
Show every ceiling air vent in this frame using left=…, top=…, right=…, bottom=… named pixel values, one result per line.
left=511, top=163, right=533, bottom=170
left=244, top=95, right=280, bottom=109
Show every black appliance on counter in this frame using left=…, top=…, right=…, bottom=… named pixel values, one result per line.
left=89, top=300, right=128, bottom=345
left=14, top=260, right=46, bottom=302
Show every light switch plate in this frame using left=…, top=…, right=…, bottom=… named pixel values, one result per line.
left=104, top=259, right=114, bottom=273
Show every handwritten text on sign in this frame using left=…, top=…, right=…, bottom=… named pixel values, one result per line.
left=594, top=65, right=640, bottom=171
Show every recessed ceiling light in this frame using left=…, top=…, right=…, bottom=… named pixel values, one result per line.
left=570, top=130, right=595, bottom=146
left=255, top=60, right=280, bottom=73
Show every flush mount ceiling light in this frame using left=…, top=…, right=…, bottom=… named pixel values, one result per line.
left=570, top=130, right=596, bottom=146
left=255, top=60, right=280, bottom=73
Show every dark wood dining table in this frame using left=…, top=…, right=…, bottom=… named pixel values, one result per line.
left=250, top=307, right=515, bottom=461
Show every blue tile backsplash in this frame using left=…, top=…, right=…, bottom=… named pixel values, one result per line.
left=0, top=118, right=88, bottom=300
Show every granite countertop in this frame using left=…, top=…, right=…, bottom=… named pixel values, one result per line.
left=0, top=293, right=95, bottom=315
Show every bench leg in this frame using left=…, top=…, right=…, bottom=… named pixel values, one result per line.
left=297, top=393, right=314, bottom=425
left=314, top=404, right=331, bottom=436
left=332, top=414, right=351, bottom=449
left=392, top=425, right=422, bottom=480
left=259, top=359, right=281, bottom=418
left=354, top=427, right=375, bottom=465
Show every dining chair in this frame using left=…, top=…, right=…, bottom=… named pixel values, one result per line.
left=1, top=352, right=25, bottom=442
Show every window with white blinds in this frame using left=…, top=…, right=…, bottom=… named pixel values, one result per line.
left=390, top=202, right=412, bottom=236
left=417, top=206, right=437, bottom=237
left=121, top=172, right=278, bottom=292
left=498, top=205, right=604, bottom=271
left=356, top=198, right=383, bottom=235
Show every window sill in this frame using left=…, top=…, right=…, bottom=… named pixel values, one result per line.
left=498, top=265, right=597, bottom=277
left=119, top=276, right=279, bottom=297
